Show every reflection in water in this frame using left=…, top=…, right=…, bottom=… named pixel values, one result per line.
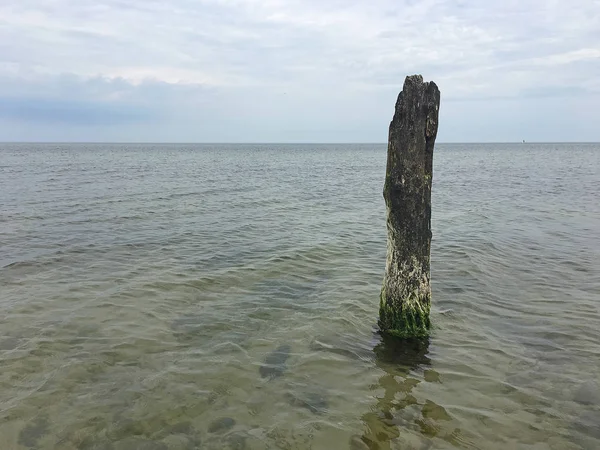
left=358, top=335, right=467, bottom=450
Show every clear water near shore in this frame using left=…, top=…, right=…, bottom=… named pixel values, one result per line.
left=1, top=143, right=599, bottom=449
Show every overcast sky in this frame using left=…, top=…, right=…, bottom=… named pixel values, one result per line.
left=0, top=0, right=598, bottom=142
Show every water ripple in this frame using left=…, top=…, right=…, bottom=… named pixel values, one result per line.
left=0, top=143, right=599, bottom=449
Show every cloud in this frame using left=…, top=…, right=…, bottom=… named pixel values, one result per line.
left=0, top=97, right=154, bottom=125
left=0, top=0, right=598, bottom=141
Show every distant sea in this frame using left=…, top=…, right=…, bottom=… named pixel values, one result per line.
left=1, top=143, right=599, bottom=450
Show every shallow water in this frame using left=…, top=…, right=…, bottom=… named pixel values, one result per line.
left=1, top=143, right=599, bottom=450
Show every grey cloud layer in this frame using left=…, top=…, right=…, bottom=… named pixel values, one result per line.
left=0, top=0, right=598, bottom=141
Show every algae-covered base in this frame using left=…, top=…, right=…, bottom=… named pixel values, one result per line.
left=378, top=291, right=431, bottom=339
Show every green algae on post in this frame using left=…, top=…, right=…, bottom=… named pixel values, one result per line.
left=380, top=75, right=440, bottom=338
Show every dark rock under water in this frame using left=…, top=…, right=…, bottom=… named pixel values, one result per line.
left=208, top=417, right=236, bottom=434
left=259, top=344, right=291, bottom=379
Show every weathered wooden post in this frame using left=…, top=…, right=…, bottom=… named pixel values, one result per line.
left=379, top=75, right=440, bottom=338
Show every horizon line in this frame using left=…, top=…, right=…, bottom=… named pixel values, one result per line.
left=1, top=141, right=599, bottom=145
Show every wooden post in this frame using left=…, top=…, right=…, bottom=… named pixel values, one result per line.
left=379, top=75, right=440, bottom=338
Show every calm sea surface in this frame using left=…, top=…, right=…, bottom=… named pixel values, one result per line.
left=1, top=143, right=599, bottom=450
